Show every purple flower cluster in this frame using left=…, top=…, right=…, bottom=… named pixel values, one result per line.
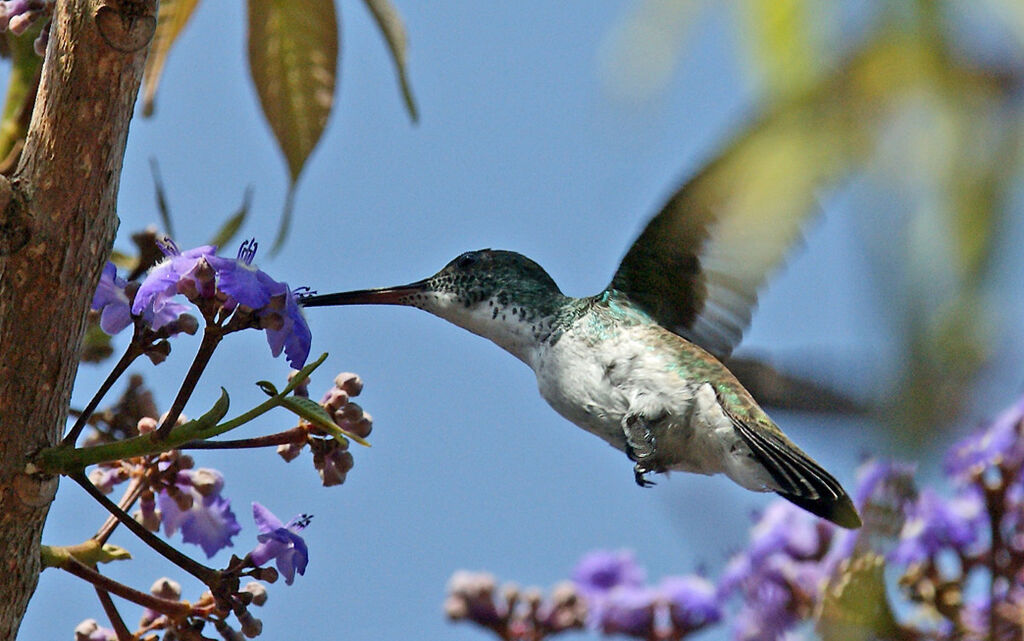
left=447, top=393, right=1024, bottom=641
left=444, top=571, right=586, bottom=639
left=92, top=238, right=312, bottom=368
left=572, top=550, right=721, bottom=639
left=157, top=467, right=241, bottom=559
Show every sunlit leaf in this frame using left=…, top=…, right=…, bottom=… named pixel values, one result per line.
left=362, top=0, right=418, bottom=122
left=141, top=0, right=202, bottom=117
left=248, top=0, right=338, bottom=207
left=248, top=0, right=338, bottom=251
left=208, top=186, right=253, bottom=248
left=817, top=554, right=899, bottom=641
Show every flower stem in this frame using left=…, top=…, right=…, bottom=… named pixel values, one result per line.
left=95, top=587, right=133, bottom=641
left=94, top=475, right=146, bottom=545
left=61, top=340, right=143, bottom=447
left=33, top=354, right=328, bottom=474
left=155, top=325, right=223, bottom=440
left=58, top=556, right=192, bottom=618
left=71, top=471, right=220, bottom=587
left=179, top=426, right=307, bottom=450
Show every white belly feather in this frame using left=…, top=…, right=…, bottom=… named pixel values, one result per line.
left=529, top=323, right=746, bottom=480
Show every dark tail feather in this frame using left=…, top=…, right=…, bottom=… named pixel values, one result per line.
left=725, top=411, right=863, bottom=529
left=777, top=489, right=862, bottom=529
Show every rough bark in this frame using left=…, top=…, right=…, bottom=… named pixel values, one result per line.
left=0, top=0, right=155, bottom=638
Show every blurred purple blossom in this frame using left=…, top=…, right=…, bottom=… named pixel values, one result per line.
left=889, top=488, right=985, bottom=565
left=946, top=396, right=1024, bottom=480
left=594, top=586, right=657, bottom=637
left=661, top=575, right=722, bottom=630
left=157, top=468, right=241, bottom=558
left=249, top=502, right=311, bottom=585
left=571, top=549, right=646, bottom=597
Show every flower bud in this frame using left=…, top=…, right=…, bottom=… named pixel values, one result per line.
left=150, top=577, right=182, bottom=600
left=137, top=417, right=158, bottom=434
left=277, top=441, right=304, bottom=462
left=237, top=610, right=263, bottom=638
left=334, top=372, right=363, bottom=396
left=241, top=582, right=268, bottom=606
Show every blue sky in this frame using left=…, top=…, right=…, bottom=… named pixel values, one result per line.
left=20, top=2, right=1024, bottom=640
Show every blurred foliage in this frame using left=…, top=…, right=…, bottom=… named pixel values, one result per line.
left=602, top=0, right=1024, bottom=446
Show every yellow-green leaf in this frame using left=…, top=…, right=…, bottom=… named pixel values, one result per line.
left=248, top=0, right=338, bottom=182
left=142, top=0, right=202, bottom=117
left=362, top=0, right=418, bottom=122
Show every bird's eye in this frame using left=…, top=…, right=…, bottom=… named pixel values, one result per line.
left=455, top=252, right=480, bottom=269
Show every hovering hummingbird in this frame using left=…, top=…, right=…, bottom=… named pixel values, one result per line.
left=300, top=177, right=862, bottom=529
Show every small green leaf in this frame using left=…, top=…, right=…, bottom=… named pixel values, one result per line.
left=248, top=0, right=338, bottom=250
left=257, top=380, right=279, bottom=396
left=179, top=388, right=231, bottom=437
left=208, top=186, right=253, bottom=248
left=362, top=0, right=418, bottom=122
left=281, top=395, right=371, bottom=447
left=142, top=0, right=203, bottom=117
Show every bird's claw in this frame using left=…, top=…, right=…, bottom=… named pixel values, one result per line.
left=634, top=464, right=656, bottom=488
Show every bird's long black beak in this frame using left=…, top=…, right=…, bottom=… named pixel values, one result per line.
left=299, top=279, right=430, bottom=308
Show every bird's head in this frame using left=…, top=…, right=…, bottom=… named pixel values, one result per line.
left=300, top=249, right=567, bottom=362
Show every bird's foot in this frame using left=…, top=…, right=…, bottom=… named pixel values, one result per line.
left=623, top=413, right=657, bottom=460
left=633, top=464, right=656, bottom=488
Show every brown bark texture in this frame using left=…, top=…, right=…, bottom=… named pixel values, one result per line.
left=0, top=0, right=155, bottom=638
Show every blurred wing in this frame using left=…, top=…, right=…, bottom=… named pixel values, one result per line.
left=609, top=65, right=877, bottom=357
left=610, top=123, right=824, bottom=357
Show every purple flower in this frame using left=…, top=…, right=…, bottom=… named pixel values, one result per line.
left=249, top=502, right=311, bottom=585
left=132, top=240, right=216, bottom=327
left=660, top=575, right=722, bottom=630
left=889, top=488, right=985, bottom=565
left=732, top=578, right=797, bottom=641
left=92, top=262, right=132, bottom=334
left=572, top=549, right=646, bottom=596
left=947, top=396, right=1024, bottom=480
left=157, top=468, right=241, bottom=558
left=205, top=239, right=280, bottom=310
left=595, top=586, right=657, bottom=637
left=133, top=238, right=312, bottom=368
left=259, top=284, right=312, bottom=369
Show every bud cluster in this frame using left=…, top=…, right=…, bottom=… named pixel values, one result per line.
left=444, top=571, right=586, bottom=640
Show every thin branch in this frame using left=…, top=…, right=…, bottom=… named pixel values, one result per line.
left=155, top=326, right=223, bottom=439
left=94, top=587, right=133, bottom=641
left=62, top=339, right=143, bottom=447
left=179, top=426, right=307, bottom=450
left=59, top=557, right=191, bottom=618
left=93, top=475, right=146, bottom=545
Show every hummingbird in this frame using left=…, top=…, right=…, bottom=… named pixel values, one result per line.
left=300, top=181, right=862, bottom=529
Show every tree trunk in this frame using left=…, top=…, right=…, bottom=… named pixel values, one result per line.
left=0, top=0, right=155, bottom=637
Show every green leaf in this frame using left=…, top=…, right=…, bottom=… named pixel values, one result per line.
left=817, top=554, right=899, bottom=641
left=362, top=0, right=418, bottom=122
left=142, top=0, right=202, bottom=117
left=248, top=0, right=338, bottom=184
left=280, top=395, right=371, bottom=447
left=208, top=186, right=253, bottom=248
